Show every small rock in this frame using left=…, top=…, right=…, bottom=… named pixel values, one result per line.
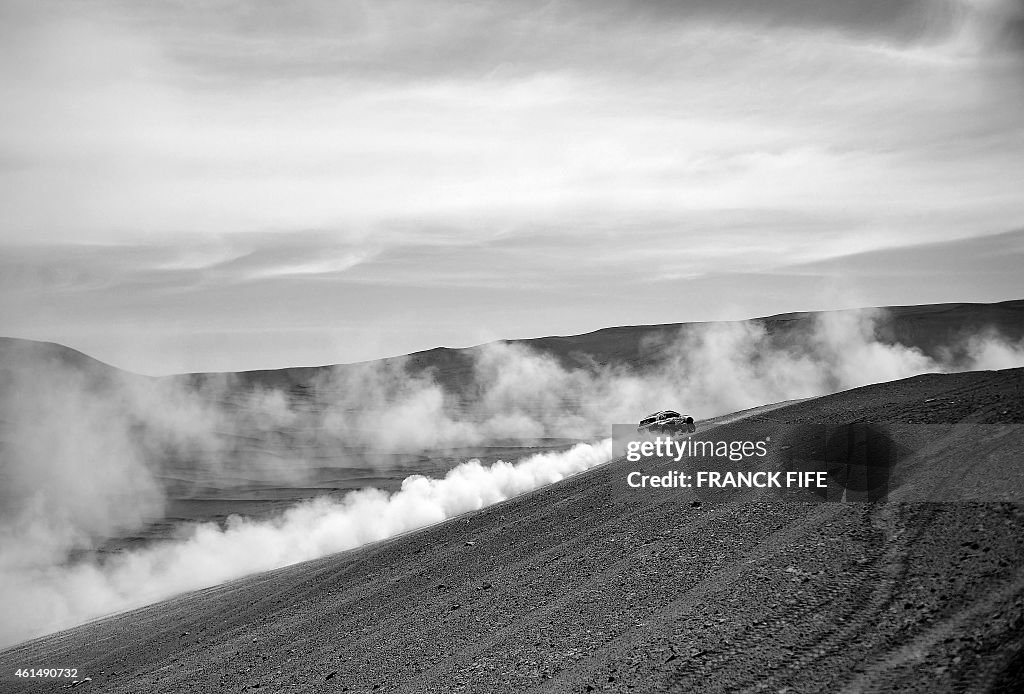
left=690, top=500, right=702, bottom=508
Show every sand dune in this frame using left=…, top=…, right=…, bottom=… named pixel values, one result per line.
left=1, top=367, right=1022, bottom=692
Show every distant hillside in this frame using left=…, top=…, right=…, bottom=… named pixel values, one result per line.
left=172, top=300, right=1024, bottom=399
left=3, top=301, right=1023, bottom=401
left=0, top=336, right=138, bottom=391
left=0, top=336, right=122, bottom=373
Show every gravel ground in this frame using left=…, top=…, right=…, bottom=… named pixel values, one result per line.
left=2, top=368, right=1023, bottom=693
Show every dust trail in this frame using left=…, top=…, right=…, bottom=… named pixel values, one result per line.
left=0, top=439, right=611, bottom=647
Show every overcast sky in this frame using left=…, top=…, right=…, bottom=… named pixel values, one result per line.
left=1, top=0, right=1022, bottom=374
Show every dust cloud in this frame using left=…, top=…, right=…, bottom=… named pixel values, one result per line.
left=1, top=310, right=1022, bottom=645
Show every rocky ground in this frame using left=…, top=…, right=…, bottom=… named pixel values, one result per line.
left=2, top=368, right=1023, bottom=693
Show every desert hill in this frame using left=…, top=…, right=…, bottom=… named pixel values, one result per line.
left=0, top=337, right=131, bottom=387
left=3, top=301, right=1022, bottom=419
left=2, top=367, right=1022, bottom=693
left=173, top=300, right=1024, bottom=397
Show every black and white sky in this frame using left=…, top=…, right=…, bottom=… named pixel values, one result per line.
left=1, top=0, right=1022, bottom=374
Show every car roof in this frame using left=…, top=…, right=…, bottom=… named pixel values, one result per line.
left=642, top=410, right=682, bottom=419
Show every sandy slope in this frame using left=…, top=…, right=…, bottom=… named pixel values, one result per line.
left=2, top=369, right=1024, bottom=693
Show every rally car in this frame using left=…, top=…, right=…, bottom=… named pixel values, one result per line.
left=637, top=410, right=696, bottom=436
